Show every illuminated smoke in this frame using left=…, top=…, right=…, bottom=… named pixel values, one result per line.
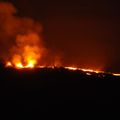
left=11, top=32, right=45, bottom=68
left=0, top=2, right=108, bottom=72
left=0, top=2, right=48, bottom=68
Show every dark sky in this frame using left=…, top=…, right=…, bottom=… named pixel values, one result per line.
left=1, top=0, right=120, bottom=72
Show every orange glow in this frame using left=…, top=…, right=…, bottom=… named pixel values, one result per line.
left=11, top=51, right=38, bottom=69
left=65, top=66, right=103, bottom=74
left=5, top=63, right=120, bottom=76
left=65, top=67, right=78, bottom=71
left=81, top=68, right=103, bottom=74
left=11, top=58, right=36, bottom=69
left=15, top=62, right=23, bottom=69
left=5, top=32, right=45, bottom=69
left=24, top=59, right=36, bottom=68
left=6, top=61, right=12, bottom=67
left=113, top=73, right=120, bottom=76
left=86, top=72, right=92, bottom=75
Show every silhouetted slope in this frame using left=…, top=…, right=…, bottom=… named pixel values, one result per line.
left=0, top=66, right=120, bottom=112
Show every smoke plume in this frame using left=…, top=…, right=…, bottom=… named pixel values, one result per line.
left=0, top=2, right=49, bottom=67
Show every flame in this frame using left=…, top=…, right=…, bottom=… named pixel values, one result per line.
left=24, top=59, right=36, bottom=68
left=15, top=62, right=23, bottom=69
left=10, top=55, right=37, bottom=69
left=6, top=61, right=12, bottom=67
left=3, top=2, right=120, bottom=77
left=6, top=60, right=35, bottom=69
left=11, top=55, right=38, bottom=69
left=5, top=32, right=45, bottom=69
left=5, top=62, right=120, bottom=77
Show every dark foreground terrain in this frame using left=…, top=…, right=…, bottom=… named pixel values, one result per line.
left=0, top=65, right=120, bottom=113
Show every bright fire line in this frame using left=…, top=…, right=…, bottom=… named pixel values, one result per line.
left=5, top=61, right=120, bottom=77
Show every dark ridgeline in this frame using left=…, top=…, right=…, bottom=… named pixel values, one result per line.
left=0, top=62, right=120, bottom=113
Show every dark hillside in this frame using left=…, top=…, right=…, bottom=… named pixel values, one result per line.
left=0, top=65, right=119, bottom=113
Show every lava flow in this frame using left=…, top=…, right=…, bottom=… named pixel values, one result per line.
left=5, top=61, right=120, bottom=77
left=1, top=2, right=120, bottom=77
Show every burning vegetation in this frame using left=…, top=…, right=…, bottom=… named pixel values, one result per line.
left=8, top=32, right=45, bottom=68
left=0, top=2, right=47, bottom=68
left=0, top=2, right=62, bottom=69
left=0, top=2, right=120, bottom=77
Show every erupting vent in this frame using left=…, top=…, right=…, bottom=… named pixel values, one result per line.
left=0, top=2, right=120, bottom=77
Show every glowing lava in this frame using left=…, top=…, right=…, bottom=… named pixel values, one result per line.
left=64, top=66, right=103, bottom=74
left=5, top=62, right=120, bottom=77
left=64, top=67, right=78, bottom=71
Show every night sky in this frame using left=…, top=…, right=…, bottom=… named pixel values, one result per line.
left=1, top=0, right=120, bottom=72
